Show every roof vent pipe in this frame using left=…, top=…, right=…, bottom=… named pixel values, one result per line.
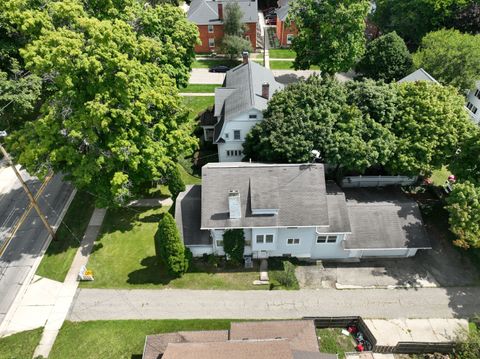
left=242, top=51, right=249, bottom=64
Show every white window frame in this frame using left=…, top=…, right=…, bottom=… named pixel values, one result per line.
left=474, top=89, right=480, bottom=99
left=216, top=239, right=224, bottom=247
left=256, top=234, right=274, bottom=244
left=287, top=238, right=300, bottom=245
left=265, top=234, right=274, bottom=243
left=256, top=234, right=264, bottom=244
left=467, top=102, right=478, bottom=114
left=286, top=34, right=294, bottom=45
left=317, top=235, right=338, bottom=244
left=233, top=129, right=241, bottom=140
left=208, top=24, right=214, bottom=33
left=208, top=38, right=215, bottom=48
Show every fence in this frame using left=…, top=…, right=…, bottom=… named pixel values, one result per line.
left=341, top=175, right=418, bottom=188
left=303, top=316, right=458, bottom=355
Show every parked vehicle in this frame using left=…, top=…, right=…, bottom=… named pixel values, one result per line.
left=209, top=65, right=230, bottom=73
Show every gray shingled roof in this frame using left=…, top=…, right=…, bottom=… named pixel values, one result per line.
left=344, top=187, right=431, bottom=250
left=214, top=61, right=284, bottom=142
left=276, top=0, right=291, bottom=21
left=397, top=68, right=438, bottom=84
left=201, top=163, right=330, bottom=229
left=175, top=185, right=211, bottom=246
left=188, top=0, right=258, bottom=25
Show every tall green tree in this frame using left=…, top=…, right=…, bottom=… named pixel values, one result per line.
left=355, top=32, right=413, bottom=82
left=167, top=165, right=186, bottom=200
left=449, top=132, right=480, bottom=185
left=449, top=0, right=480, bottom=34
left=373, top=0, right=468, bottom=47
left=413, top=29, right=480, bottom=91
left=221, top=35, right=252, bottom=59
left=223, top=2, right=245, bottom=36
left=1, top=0, right=198, bottom=206
left=387, top=81, right=474, bottom=176
left=222, top=229, right=245, bottom=264
left=289, top=0, right=370, bottom=74
left=154, top=212, right=189, bottom=277
left=243, top=76, right=394, bottom=173
left=446, top=181, right=480, bottom=249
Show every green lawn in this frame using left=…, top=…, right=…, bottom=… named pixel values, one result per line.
left=178, top=163, right=201, bottom=185
left=181, top=84, right=218, bottom=93
left=0, top=327, right=43, bottom=359
left=430, top=166, right=452, bottom=186
left=49, top=320, right=234, bottom=359
left=192, top=59, right=241, bottom=68
left=269, top=60, right=319, bottom=70
left=182, top=96, right=214, bottom=120
left=36, top=191, right=96, bottom=282
left=269, top=49, right=296, bottom=59
left=316, top=328, right=356, bottom=358
left=80, top=206, right=264, bottom=290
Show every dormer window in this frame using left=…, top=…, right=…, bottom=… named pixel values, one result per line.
left=233, top=130, right=241, bottom=140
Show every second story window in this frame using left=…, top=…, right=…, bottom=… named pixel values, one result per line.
left=208, top=38, right=215, bottom=48
left=475, top=89, right=480, bottom=100
left=208, top=24, right=214, bottom=33
left=467, top=102, right=478, bottom=114
left=233, top=130, right=241, bottom=140
left=249, top=114, right=257, bottom=119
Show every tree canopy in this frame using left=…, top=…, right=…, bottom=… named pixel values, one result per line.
left=355, top=32, right=413, bottom=82
left=446, top=181, right=480, bottom=249
left=243, top=76, right=394, bottom=174
left=222, top=229, right=245, bottom=264
left=289, top=0, right=370, bottom=74
left=220, top=2, right=251, bottom=58
left=413, top=29, right=480, bottom=91
left=0, top=0, right=199, bottom=206
left=449, top=133, right=480, bottom=185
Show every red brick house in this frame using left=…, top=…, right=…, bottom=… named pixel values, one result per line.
left=275, top=0, right=297, bottom=47
left=188, top=0, right=258, bottom=53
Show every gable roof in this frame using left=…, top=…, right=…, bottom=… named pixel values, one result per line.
left=201, top=163, right=333, bottom=229
left=277, top=0, right=291, bottom=21
left=397, top=68, right=439, bottom=84
left=188, top=0, right=258, bottom=25
left=213, top=61, right=284, bottom=142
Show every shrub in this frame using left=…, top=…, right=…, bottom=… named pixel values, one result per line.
left=222, top=229, right=245, bottom=264
left=270, top=260, right=299, bottom=290
left=154, top=212, right=188, bottom=277
left=167, top=165, right=186, bottom=200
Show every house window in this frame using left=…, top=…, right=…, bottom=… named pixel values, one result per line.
left=233, top=130, right=241, bottom=140
left=467, top=102, right=478, bottom=114
left=249, top=114, right=257, bottom=119
left=224, top=133, right=229, bottom=139
left=287, top=238, right=300, bottom=245
left=226, top=150, right=242, bottom=157
left=256, top=234, right=274, bottom=244
left=245, top=35, right=250, bottom=42
left=286, top=34, right=294, bottom=45
left=208, top=38, right=215, bottom=47
left=245, top=239, right=252, bottom=246
left=317, top=235, right=337, bottom=244
left=208, top=24, right=214, bottom=33
left=216, top=240, right=224, bottom=247
left=475, top=89, right=480, bottom=100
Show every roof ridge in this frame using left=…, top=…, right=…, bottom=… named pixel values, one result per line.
left=248, top=62, right=255, bottom=106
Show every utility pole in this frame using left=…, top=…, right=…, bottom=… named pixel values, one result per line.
left=0, top=137, right=56, bottom=240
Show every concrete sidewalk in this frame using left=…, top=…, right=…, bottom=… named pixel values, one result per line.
left=33, top=208, right=106, bottom=358
left=68, top=286, right=480, bottom=321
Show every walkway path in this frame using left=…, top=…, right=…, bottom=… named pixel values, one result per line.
left=68, top=286, right=480, bottom=321
left=33, top=208, right=106, bottom=358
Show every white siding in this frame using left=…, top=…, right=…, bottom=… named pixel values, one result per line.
left=217, top=109, right=263, bottom=162
left=466, top=81, right=480, bottom=124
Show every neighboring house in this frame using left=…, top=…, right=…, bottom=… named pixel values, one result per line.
left=143, top=320, right=336, bottom=359
left=466, top=81, right=480, bottom=124
left=399, top=69, right=480, bottom=125
left=175, top=162, right=431, bottom=260
left=201, top=54, right=283, bottom=162
left=187, top=0, right=258, bottom=53
left=275, top=0, right=297, bottom=47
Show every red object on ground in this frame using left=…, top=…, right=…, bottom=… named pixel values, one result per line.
left=347, top=325, right=358, bottom=334
left=356, top=343, right=364, bottom=351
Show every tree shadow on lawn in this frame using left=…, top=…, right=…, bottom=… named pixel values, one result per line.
left=100, top=207, right=166, bottom=235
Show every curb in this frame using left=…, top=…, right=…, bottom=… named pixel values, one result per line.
left=0, top=188, right=77, bottom=337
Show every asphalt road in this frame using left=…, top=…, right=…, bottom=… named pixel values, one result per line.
left=69, top=286, right=480, bottom=321
left=0, top=166, right=74, bottom=325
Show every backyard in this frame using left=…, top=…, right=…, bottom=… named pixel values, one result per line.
left=269, top=48, right=296, bottom=59
left=182, top=96, right=214, bottom=120
left=317, top=328, right=357, bottom=358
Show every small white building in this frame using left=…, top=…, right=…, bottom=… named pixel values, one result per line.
left=200, top=54, right=284, bottom=162
left=466, top=80, right=480, bottom=125
left=175, top=163, right=431, bottom=260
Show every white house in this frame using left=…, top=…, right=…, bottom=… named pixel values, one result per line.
left=399, top=68, right=480, bottom=125
left=175, top=163, right=431, bottom=260
left=466, top=81, right=480, bottom=125
left=200, top=54, right=284, bottom=162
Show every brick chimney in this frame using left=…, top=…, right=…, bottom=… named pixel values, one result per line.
left=218, top=3, right=223, bottom=20
left=242, top=51, right=249, bottom=64
left=262, top=82, right=270, bottom=99
left=228, top=190, right=241, bottom=219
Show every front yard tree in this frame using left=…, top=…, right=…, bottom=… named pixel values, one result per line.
left=449, top=133, right=480, bottom=186
left=446, top=182, right=480, bottom=249
left=155, top=212, right=189, bottom=277
left=355, top=32, right=413, bottom=82
left=221, top=3, right=251, bottom=58
left=221, top=35, right=252, bottom=59
left=243, top=76, right=394, bottom=173
left=413, top=29, right=480, bottom=91
left=222, top=229, right=245, bottom=264
left=1, top=0, right=198, bottom=207
left=289, top=0, right=370, bottom=74
left=387, top=81, right=474, bottom=176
